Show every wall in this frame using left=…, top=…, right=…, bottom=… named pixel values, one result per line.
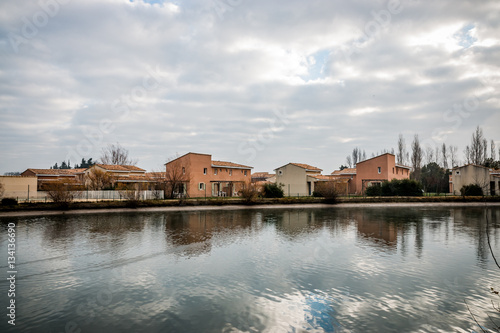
left=0, top=176, right=38, bottom=199
left=276, top=164, right=309, bottom=196
left=451, top=165, right=491, bottom=195
left=355, top=154, right=410, bottom=194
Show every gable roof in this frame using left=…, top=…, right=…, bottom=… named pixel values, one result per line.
left=23, top=168, right=86, bottom=176
left=211, top=160, right=253, bottom=169
left=94, top=164, right=145, bottom=172
left=331, top=168, right=357, bottom=175
left=287, top=163, right=322, bottom=172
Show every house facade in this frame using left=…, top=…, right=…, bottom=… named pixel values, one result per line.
left=21, top=168, right=85, bottom=190
left=450, top=164, right=500, bottom=196
left=82, top=164, right=148, bottom=189
left=165, top=153, right=253, bottom=198
left=355, top=153, right=411, bottom=194
left=274, top=163, right=323, bottom=196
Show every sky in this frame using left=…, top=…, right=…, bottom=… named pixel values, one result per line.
left=0, top=0, right=499, bottom=174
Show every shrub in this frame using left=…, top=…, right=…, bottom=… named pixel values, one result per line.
left=366, top=179, right=423, bottom=196
left=46, top=180, right=78, bottom=207
left=313, top=182, right=339, bottom=204
left=263, top=183, right=284, bottom=198
left=1, top=198, right=17, bottom=206
left=239, top=184, right=258, bottom=203
left=460, top=184, right=483, bottom=196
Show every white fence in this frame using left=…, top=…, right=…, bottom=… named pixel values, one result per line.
left=17, top=190, right=164, bottom=202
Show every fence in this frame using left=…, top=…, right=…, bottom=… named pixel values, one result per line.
left=16, top=190, right=164, bottom=203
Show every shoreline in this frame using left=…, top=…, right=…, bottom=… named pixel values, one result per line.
left=1, top=201, right=499, bottom=218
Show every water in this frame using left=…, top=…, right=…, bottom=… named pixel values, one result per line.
left=1, top=206, right=500, bottom=332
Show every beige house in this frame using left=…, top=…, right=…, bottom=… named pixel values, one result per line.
left=450, top=164, right=500, bottom=195
left=0, top=176, right=38, bottom=199
left=21, top=168, right=85, bottom=190
left=275, top=163, right=324, bottom=196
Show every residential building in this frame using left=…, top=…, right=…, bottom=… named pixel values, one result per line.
left=450, top=164, right=500, bottom=195
left=82, top=164, right=147, bottom=189
left=274, top=163, right=323, bottom=196
left=0, top=176, right=38, bottom=199
left=330, top=168, right=357, bottom=194
left=165, top=153, right=253, bottom=198
left=330, top=153, right=411, bottom=195
left=21, top=168, right=85, bottom=190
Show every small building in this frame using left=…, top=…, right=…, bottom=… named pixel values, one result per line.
left=274, top=163, right=323, bottom=196
left=82, top=164, right=147, bottom=189
left=450, top=164, right=500, bottom=196
left=330, top=168, right=357, bottom=194
left=21, top=168, right=85, bottom=190
left=165, top=153, right=253, bottom=198
left=0, top=176, right=38, bottom=199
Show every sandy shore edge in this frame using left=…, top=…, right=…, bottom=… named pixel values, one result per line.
left=1, top=201, right=499, bottom=218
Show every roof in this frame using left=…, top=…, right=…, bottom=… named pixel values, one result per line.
left=331, top=168, right=357, bottom=175
left=275, top=163, right=322, bottom=172
left=23, top=168, right=84, bottom=176
left=356, top=153, right=395, bottom=165
left=308, top=174, right=334, bottom=181
left=395, top=164, right=412, bottom=170
left=251, top=172, right=275, bottom=178
left=94, top=164, right=145, bottom=172
left=211, top=160, right=253, bottom=169
left=164, top=152, right=211, bottom=165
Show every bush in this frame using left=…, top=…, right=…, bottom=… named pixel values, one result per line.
left=313, top=182, right=339, bottom=204
left=366, top=179, right=423, bottom=196
left=460, top=184, right=483, bottom=196
left=263, top=183, right=284, bottom=198
left=1, top=198, right=18, bottom=206
left=239, top=184, right=258, bottom=203
left=46, top=180, right=79, bottom=208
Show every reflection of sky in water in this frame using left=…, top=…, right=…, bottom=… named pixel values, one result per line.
left=0, top=207, right=500, bottom=332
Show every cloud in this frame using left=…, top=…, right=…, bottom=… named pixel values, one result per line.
left=0, top=0, right=499, bottom=173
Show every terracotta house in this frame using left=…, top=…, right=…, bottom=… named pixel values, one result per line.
left=165, top=153, right=253, bottom=198
left=21, top=168, right=86, bottom=190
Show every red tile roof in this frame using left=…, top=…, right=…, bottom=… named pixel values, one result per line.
left=211, top=160, right=253, bottom=169
left=95, top=164, right=145, bottom=172
left=331, top=168, right=357, bottom=175
left=23, top=169, right=83, bottom=176
left=290, top=163, right=322, bottom=172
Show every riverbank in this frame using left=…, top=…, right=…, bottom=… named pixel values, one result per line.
left=0, top=196, right=499, bottom=217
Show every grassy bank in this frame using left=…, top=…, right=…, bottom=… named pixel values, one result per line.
left=1, top=196, right=499, bottom=213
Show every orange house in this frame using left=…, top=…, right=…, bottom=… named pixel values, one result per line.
left=165, top=153, right=253, bottom=198
left=355, top=153, right=411, bottom=194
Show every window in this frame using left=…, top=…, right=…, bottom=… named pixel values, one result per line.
left=199, top=183, right=205, bottom=190
left=392, top=167, right=394, bottom=174
left=229, top=170, right=232, bottom=176
left=456, top=171, right=460, bottom=175
left=203, top=168, right=207, bottom=175
left=214, top=169, right=218, bottom=175
left=377, top=167, right=381, bottom=174
left=244, top=170, right=247, bottom=176
left=278, top=170, right=283, bottom=176
left=182, top=167, right=185, bottom=174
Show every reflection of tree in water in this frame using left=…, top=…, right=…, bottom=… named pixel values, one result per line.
left=164, top=210, right=256, bottom=257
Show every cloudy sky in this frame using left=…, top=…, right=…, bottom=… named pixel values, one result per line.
left=1, top=0, right=499, bottom=174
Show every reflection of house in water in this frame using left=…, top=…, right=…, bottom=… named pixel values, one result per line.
left=164, top=211, right=255, bottom=257
left=263, top=210, right=326, bottom=239
left=353, top=210, right=399, bottom=248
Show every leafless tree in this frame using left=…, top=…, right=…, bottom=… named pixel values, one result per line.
left=346, top=156, right=352, bottom=168
left=441, top=143, right=448, bottom=169
left=435, top=146, right=440, bottom=165
left=352, top=147, right=360, bottom=166
left=165, top=159, right=191, bottom=199
left=46, top=180, right=80, bottom=205
left=85, top=169, right=115, bottom=190
left=361, top=150, right=366, bottom=161
left=426, top=146, right=434, bottom=165
left=0, top=182, right=4, bottom=198
left=397, top=134, right=407, bottom=165
left=465, top=126, right=487, bottom=165
left=100, top=143, right=138, bottom=166
left=449, top=145, right=458, bottom=168
left=492, top=140, right=497, bottom=161
left=411, top=134, right=423, bottom=180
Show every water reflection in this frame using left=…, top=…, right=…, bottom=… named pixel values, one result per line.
left=1, top=207, right=500, bottom=333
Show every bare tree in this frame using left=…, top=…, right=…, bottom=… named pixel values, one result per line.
left=85, top=169, right=115, bottom=190
left=0, top=182, right=4, bottom=198
left=426, top=146, right=434, bottom=165
left=352, top=148, right=360, bottom=166
left=346, top=156, right=352, bottom=168
left=100, top=143, right=138, bottom=166
left=397, top=134, right=407, bottom=165
left=449, top=145, right=458, bottom=168
left=361, top=150, right=366, bottom=162
left=46, top=180, right=80, bottom=206
left=441, top=143, right=448, bottom=169
left=411, top=135, right=423, bottom=180
left=435, top=146, right=440, bottom=165
left=165, top=159, right=191, bottom=199
left=466, top=126, right=487, bottom=165
left=492, top=140, right=497, bottom=161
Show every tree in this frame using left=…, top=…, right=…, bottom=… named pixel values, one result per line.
left=449, top=145, right=458, bottom=168
left=339, top=165, right=348, bottom=171
left=411, top=135, right=423, bottom=180
left=397, top=134, right=407, bottom=165
left=465, top=126, right=487, bottom=165
left=441, top=143, right=448, bottom=169
left=313, top=181, right=339, bottom=203
left=0, top=182, right=4, bottom=199
left=100, top=143, right=137, bottom=165
left=352, top=147, right=360, bottom=166
left=46, top=180, right=79, bottom=206
left=165, top=159, right=190, bottom=199
left=346, top=156, right=352, bottom=168
left=425, top=146, right=434, bottom=165
left=263, top=183, right=284, bottom=198
left=420, top=162, right=449, bottom=194
left=491, top=140, right=497, bottom=161
left=85, top=169, right=115, bottom=190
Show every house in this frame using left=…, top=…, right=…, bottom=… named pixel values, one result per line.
left=330, top=168, right=357, bottom=194
left=450, top=164, right=500, bottom=196
left=21, top=168, right=86, bottom=190
left=164, top=153, right=253, bottom=198
left=0, top=176, right=38, bottom=199
left=82, top=164, right=147, bottom=188
left=274, top=163, right=324, bottom=196
left=330, top=153, right=411, bottom=195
